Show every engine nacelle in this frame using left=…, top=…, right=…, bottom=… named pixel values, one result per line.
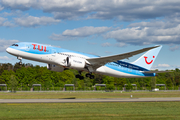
left=47, top=64, right=64, bottom=72
left=66, top=57, right=86, bottom=69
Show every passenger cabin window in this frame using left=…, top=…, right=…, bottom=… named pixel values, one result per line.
left=12, top=44, right=18, bottom=47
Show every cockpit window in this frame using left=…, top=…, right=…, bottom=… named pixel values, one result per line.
left=12, top=44, right=18, bottom=47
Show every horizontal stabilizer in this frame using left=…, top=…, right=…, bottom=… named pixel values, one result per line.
left=142, top=71, right=172, bottom=73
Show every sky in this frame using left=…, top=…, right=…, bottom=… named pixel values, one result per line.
left=0, top=0, right=180, bottom=70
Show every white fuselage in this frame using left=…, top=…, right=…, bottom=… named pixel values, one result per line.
left=6, top=42, right=156, bottom=78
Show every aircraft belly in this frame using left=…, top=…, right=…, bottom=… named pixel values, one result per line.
left=96, top=66, right=141, bottom=78
left=8, top=48, right=54, bottom=64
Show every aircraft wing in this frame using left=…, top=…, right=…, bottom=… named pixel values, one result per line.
left=86, top=45, right=160, bottom=69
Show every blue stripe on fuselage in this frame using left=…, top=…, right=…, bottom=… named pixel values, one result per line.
left=105, top=61, right=155, bottom=77
left=115, top=61, right=149, bottom=71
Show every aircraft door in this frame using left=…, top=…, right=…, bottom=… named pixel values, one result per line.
left=25, top=44, right=30, bottom=51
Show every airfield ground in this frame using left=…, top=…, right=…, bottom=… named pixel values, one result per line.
left=0, top=91, right=180, bottom=99
left=0, top=91, right=180, bottom=120
left=0, top=102, right=180, bottom=119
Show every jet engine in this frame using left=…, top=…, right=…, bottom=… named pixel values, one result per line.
left=65, top=57, right=86, bottom=69
left=47, top=64, right=64, bottom=72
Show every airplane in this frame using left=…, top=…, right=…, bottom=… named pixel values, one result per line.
left=6, top=42, right=163, bottom=79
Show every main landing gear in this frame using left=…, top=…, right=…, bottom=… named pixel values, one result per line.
left=17, top=56, right=22, bottom=65
left=75, top=71, right=84, bottom=80
left=75, top=71, right=95, bottom=80
left=86, top=73, right=95, bottom=79
left=75, top=74, right=84, bottom=80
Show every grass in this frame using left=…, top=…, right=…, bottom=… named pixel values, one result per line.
left=0, top=91, right=180, bottom=119
left=0, top=102, right=180, bottom=120
left=0, top=91, right=180, bottom=99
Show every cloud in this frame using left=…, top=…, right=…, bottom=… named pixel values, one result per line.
left=101, top=42, right=127, bottom=47
left=115, top=42, right=127, bottom=47
left=157, top=64, right=171, bottom=68
left=106, top=14, right=180, bottom=47
left=87, top=52, right=99, bottom=56
left=152, top=64, right=171, bottom=70
left=2, top=0, right=180, bottom=21
left=49, top=33, right=70, bottom=41
left=2, top=10, right=23, bottom=17
left=1, top=0, right=37, bottom=11
left=14, top=16, right=60, bottom=27
left=50, top=26, right=111, bottom=40
left=0, top=17, right=6, bottom=23
left=0, top=17, right=14, bottom=27
left=62, top=26, right=111, bottom=37
left=169, top=45, right=180, bottom=51
left=0, top=39, right=19, bottom=52
left=105, top=51, right=112, bottom=54
left=104, top=27, right=149, bottom=45
left=104, top=19, right=180, bottom=46
left=101, top=42, right=111, bottom=47
left=151, top=64, right=180, bottom=70
left=0, top=5, right=4, bottom=11
left=0, top=56, right=14, bottom=60
left=2, top=0, right=180, bottom=48
left=87, top=41, right=97, bottom=45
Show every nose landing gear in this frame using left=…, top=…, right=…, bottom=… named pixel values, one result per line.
left=17, top=56, right=22, bottom=65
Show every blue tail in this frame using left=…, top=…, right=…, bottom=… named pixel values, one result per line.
left=132, top=45, right=162, bottom=70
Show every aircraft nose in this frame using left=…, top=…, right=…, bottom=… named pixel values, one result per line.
left=6, top=47, right=10, bottom=53
left=6, top=47, right=14, bottom=54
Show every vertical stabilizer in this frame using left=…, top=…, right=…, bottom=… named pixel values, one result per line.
left=132, top=45, right=162, bottom=70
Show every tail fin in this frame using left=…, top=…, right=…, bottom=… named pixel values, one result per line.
left=132, top=45, right=162, bottom=70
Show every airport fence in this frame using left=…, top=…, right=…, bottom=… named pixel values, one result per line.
left=0, top=84, right=180, bottom=92
left=0, top=87, right=180, bottom=92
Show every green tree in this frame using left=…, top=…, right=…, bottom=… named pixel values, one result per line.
left=103, top=76, right=115, bottom=90
left=0, top=70, right=15, bottom=85
left=9, top=75, right=18, bottom=92
left=150, top=77, right=156, bottom=90
left=125, top=81, right=133, bottom=90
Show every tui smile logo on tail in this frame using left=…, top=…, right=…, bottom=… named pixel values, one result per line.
left=144, top=56, right=155, bottom=65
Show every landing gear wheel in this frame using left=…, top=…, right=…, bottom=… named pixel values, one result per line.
left=90, top=75, right=94, bottom=79
left=80, top=76, right=84, bottom=80
left=19, top=62, right=22, bottom=65
left=76, top=75, right=84, bottom=80
left=75, top=74, right=80, bottom=78
left=86, top=73, right=95, bottom=79
left=86, top=73, right=91, bottom=78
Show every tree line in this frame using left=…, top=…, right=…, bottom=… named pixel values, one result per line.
left=0, top=63, right=179, bottom=91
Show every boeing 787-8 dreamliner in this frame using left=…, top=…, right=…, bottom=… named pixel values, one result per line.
left=6, top=42, right=163, bottom=79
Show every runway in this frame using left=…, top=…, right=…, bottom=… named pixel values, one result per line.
left=0, top=97, right=180, bottom=103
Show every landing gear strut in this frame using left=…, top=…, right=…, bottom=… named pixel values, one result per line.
left=17, top=56, right=22, bottom=65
